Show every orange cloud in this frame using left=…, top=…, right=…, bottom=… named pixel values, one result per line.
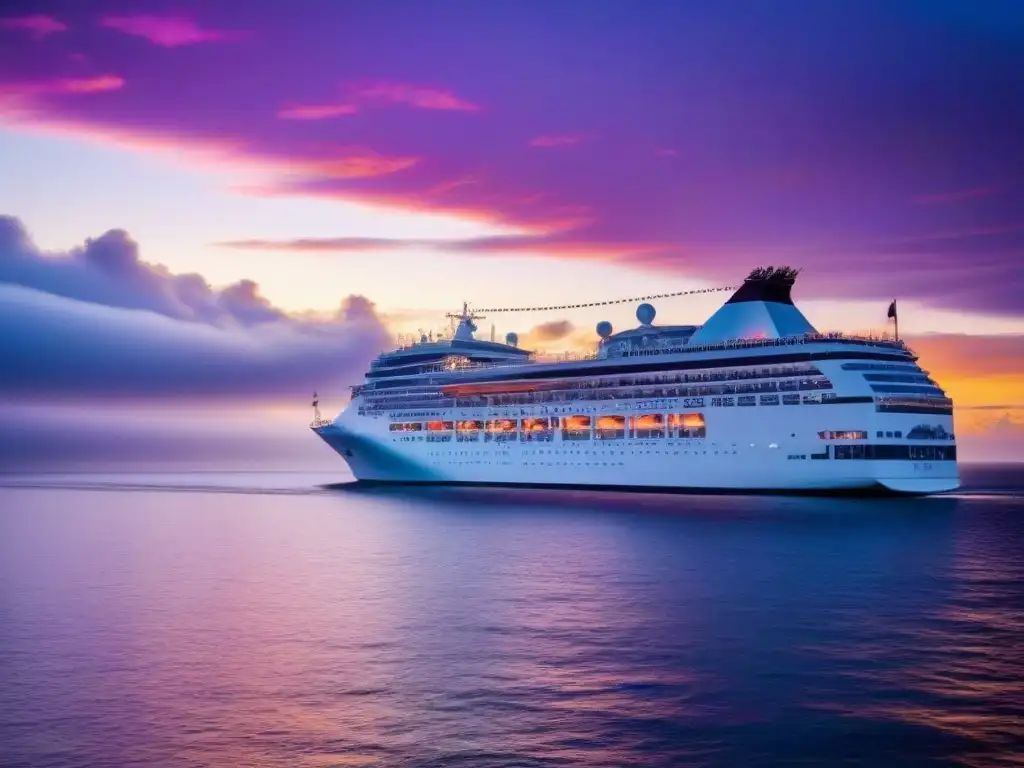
left=906, top=333, right=1024, bottom=436
left=296, top=149, right=420, bottom=179
left=529, top=134, right=585, bottom=148
left=522, top=319, right=575, bottom=343
left=518, top=320, right=600, bottom=354
left=0, top=105, right=417, bottom=186
left=0, top=14, right=67, bottom=38
left=227, top=179, right=590, bottom=236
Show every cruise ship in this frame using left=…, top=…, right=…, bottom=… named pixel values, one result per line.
left=313, top=267, right=958, bottom=494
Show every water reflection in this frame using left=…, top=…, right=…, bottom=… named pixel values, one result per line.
left=801, top=490, right=1024, bottom=766
left=0, top=469, right=1021, bottom=767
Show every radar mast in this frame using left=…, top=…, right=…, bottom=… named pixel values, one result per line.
left=445, top=301, right=485, bottom=341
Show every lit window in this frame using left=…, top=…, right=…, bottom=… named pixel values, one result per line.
left=818, top=430, right=867, bottom=440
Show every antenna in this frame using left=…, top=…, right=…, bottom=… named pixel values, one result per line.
left=445, top=300, right=486, bottom=325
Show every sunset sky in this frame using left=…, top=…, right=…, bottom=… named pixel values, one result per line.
left=1, top=0, right=1022, bottom=466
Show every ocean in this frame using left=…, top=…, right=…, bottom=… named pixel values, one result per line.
left=1, top=465, right=1022, bottom=767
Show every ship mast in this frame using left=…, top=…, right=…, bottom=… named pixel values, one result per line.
left=445, top=301, right=485, bottom=341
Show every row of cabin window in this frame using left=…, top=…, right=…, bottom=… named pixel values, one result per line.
left=364, top=365, right=826, bottom=393
left=869, top=384, right=946, bottom=396
left=363, top=390, right=829, bottom=414
left=832, top=444, right=956, bottom=460
left=414, top=428, right=709, bottom=441
left=390, top=414, right=706, bottom=435
left=368, top=377, right=831, bottom=401
left=367, top=379, right=832, bottom=410
left=820, top=428, right=956, bottom=441
left=862, top=372, right=933, bottom=384
left=841, top=363, right=921, bottom=372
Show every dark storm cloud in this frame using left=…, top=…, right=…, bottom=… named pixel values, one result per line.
left=0, top=216, right=389, bottom=398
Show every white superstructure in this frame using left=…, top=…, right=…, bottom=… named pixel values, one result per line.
left=313, top=268, right=958, bottom=495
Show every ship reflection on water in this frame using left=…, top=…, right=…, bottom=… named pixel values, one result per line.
left=0, top=466, right=1021, bottom=766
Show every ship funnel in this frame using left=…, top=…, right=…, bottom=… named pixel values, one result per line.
left=688, top=266, right=816, bottom=344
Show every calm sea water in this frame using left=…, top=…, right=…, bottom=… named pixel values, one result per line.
left=1, top=466, right=1022, bottom=768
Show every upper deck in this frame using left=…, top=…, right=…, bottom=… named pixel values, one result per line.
left=355, top=267, right=913, bottom=394
left=353, top=332, right=915, bottom=396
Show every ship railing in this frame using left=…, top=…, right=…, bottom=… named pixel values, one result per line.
left=604, top=332, right=912, bottom=359
left=352, top=333, right=912, bottom=392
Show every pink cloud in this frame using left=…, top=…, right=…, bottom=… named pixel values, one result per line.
left=58, top=76, right=125, bottom=94
left=277, top=103, right=361, bottom=121
left=0, top=75, right=124, bottom=110
left=277, top=80, right=480, bottom=121
left=99, top=15, right=240, bottom=47
left=0, top=15, right=67, bottom=38
left=655, top=147, right=678, bottom=157
left=529, top=134, right=585, bottom=148
left=296, top=148, right=420, bottom=179
left=348, top=81, right=480, bottom=112
left=426, top=176, right=479, bottom=196
left=913, top=186, right=999, bottom=204
left=0, top=101, right=418, bottom=185
left=214, top=234, right=674, bottom=262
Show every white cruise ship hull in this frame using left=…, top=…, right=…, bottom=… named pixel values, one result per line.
left=314, top=399, right=959, bottom=495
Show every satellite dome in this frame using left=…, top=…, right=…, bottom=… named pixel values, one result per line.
left=596, top=320, right=613, bottom=338
left=505, top=331, right=519, bottom=347
left=636, top=303, right=656, bottom=326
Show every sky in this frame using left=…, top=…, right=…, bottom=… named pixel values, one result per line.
left=1, top=0, right=1022, bottom=466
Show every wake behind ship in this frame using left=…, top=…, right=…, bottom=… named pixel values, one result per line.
left=312, top=268, right=958, bottom=495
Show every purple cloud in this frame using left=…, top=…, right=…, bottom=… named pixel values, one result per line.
left=0, top=1, right=1021, bottom=317
left=0, top=14, right=67, bottom=38
left=0, top=74, right=123, bottom=106
left=0, top=216, right=389, bottom=399
left=278, top=80, right=480, bottom=121
left=99, top=14, right=241, bottom=47
left=528, top=134, right=585, bottom=148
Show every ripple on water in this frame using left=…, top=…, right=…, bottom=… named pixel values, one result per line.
left=0, top=466, right=1022, bottom=766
